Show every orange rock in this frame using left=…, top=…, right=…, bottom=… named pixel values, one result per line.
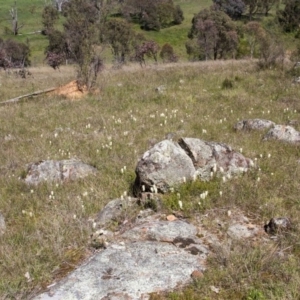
left=166, top=215, right=177, bottom=221
left=191, top=270, right=203, bottom=279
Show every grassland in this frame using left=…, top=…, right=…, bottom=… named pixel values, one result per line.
left=1, top=58, right=300, bottom=299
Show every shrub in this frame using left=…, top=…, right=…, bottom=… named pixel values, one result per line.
left=159, top=43, right=178, bottom=63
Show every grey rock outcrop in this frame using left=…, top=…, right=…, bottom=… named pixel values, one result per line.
left=34, top=216, right=208, bottom=300
left=263, top=125, right=300, bottom=144
left=25, top=159, right=97, bottom=185
left=134, top=140, right=196, bottom=194
left=134, top=138, right=253, bottom=193
left=179, top=138, right=253, bottom=180
left=234, top=119, right=275, bottom=131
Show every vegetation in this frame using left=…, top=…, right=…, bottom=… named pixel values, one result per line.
left=0, top=0, right=300, bottom=298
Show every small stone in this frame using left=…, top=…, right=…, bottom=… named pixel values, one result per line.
left=264, top=217, right=291, bottom=235
left=166, top=215, right=177, bottom=221
left=191, top=270, right=203, bottom=279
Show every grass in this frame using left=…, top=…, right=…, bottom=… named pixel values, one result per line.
left=0, top=0, right=212, bottom=64
left=0, top=58, right=300, bottom=298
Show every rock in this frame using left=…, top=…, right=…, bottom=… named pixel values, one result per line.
left=167, top=215, right=177, bottom=221
left=179, top=138, right=253, bottom=180
left=134, top=140, right=196, bottom=194
left=263, top=125, right=300, bottom=144
left=134, top=138, right=253, bottom=194
left=264, top=217, right=291, bottom=235
left=0, top=212, right=6, bottom=235
left=24, top=159, right=97, bottom=185
left=191, top=270, right=203, bottom=279
left=227, top=223, right=259, bottom=239
left=94, top=197, right=138, bottom=228
left=35, top=241, right=204, bottom=300
left=234, top=119, right=275, bottom=131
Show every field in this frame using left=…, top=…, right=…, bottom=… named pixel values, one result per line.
left=1, top=0, right=300, bottom=299
left=1, top=58, right=300, bottom=298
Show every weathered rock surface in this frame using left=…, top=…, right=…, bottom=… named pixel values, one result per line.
left=134, top=138, right=253, bottom=193
left=25, top=159, right=97, bottom=185
left=34, top=216, right=208, bottom=300
left=263, top=125, right=300, bottom=144
left=179, top=138, right=253, bottom=180
left=33, top=204, right=268, bottom=300
left=134, top=140, right=196, bottom=194
left=234, top=119, right=275, bottom=131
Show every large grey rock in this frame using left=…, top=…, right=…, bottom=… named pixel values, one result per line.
left=25, top=159, right=97, bottom=185
left=34, top=218, right=207, bottom=300
left=234, top=119, right=275, bottom=131
left=263, top=125, right=300, bottom=144
left=134, top=140, right=196, bottom=194
left=179, top=138, right=253, bottom=180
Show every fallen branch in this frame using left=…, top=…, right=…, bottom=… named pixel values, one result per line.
left=0, top=87, right=56, bottom=105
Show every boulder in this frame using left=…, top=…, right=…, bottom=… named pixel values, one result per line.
left=134, top=138, right=253, bottom=193
left=234, top=119, right=275, bottom=131
left=25, top=159, right=97, bottom=185
left=134, top=140, right=196, bottom=194
left=179, top=138, right=253, bottom=180
left=34, top=216, right=208, bottom=300
left=263, top=125, right=300, bottom=144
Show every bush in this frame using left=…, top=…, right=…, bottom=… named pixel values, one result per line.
left=222, top=78, right=234, bottom=89
left=159, top=43, right=178, bottom=63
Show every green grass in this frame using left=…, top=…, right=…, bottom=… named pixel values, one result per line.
left=0, top=59, right=300, bottom=298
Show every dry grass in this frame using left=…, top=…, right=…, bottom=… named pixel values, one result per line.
left=0, top=59, right=300, bottom=299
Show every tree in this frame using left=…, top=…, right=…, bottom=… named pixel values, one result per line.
left=133, top=40, right=159, bottom=66
left=188, top=8, right=239, bottom=60
left=9, top=1, right=24, bottom=35
left=42, top=5, right=59, bottom=35
left=53, top=0, right=69, bottom=12
left=58, top=0, right=104, bottom=90
left=121, top=0, right=184, bottom=31
left=277, top=0, right=300, bottom=32
left=102, top=19, right=137, bottom=63
left=0, top=39, right=30, bottom=69
left=160, top=43, right=178, bottom=63
left=259, top=0, right=278, bottom=16
left=244, top=0, right=260, bottom=20
left=213, top=0, right=246, bottom=20
left=243, top=21, right=265, bottom=58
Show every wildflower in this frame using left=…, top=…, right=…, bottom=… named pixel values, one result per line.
left=178, top=200, right=183, bottom=209
left=219, top=191, right=223, bottom=197
left=182, top=176, right=186, bottom=183
left=73, top=214, right=77, bottom=219
left=210, top=171, right=214, bottom=178
left=219, top=166, right=224, bottom=173
left=268, top=153, right=271, bottom=158
left=239, top=148, right=243, bottom=153
left=202, top=129, right=207, bottom=134
left=142, top=185, right=145, bottom=192
left=257, top=177, right=260, bottom=182
left=54, top=133, right=58, bottom=138
left=213, top=163, right=217, bottom=173
left=227, top=210, right=231, bottom=217
left=29, top=212, right=33, bottom=217
left=222, top=176, right=226, bottom=183
left=30, top=189, right=34, bottom=194
left=82, top=191, right=88, bottom=197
